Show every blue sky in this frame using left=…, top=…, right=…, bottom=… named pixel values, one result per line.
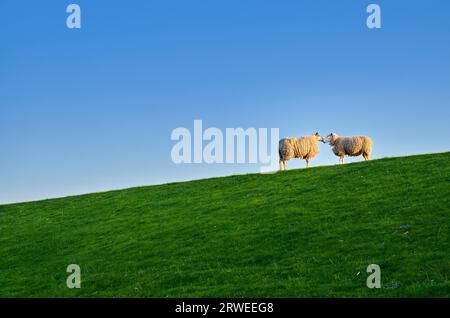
left=1, top=0, right=449, bottom=203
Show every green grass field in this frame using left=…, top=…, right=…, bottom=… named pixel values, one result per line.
left=0, top=152, right=449, bottom=297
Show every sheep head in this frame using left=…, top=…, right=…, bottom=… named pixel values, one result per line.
left=313, top=132, right=323, bottom=142
left=322, top=132, right=338, bottom=144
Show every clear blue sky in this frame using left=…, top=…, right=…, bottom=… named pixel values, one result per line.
left=1, top=0, right=449, bottom=203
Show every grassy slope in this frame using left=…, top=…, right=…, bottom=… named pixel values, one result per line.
left=0, top=152, right=449, bottom=297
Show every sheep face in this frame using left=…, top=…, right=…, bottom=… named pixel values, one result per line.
left=322, top=133, right=337, bottom=144
left=313, top=132, right=323, bottom=142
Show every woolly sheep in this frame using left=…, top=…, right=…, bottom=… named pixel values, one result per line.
left=278, top=132, right=322, bottom=171
left=322, top=133, right=373, bottom=164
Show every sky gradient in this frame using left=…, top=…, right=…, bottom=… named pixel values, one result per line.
left=1, top=0, right=449, bottom=203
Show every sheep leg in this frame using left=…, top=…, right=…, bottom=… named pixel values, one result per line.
left=279, top=160, right=283, bottom=171
left=363, top=153, right=370, bottom=160
left=283, top=160, right=287, bottom=171
left=306, top=158, right=310, bottom=168
left=339, top=156, right=344, bottom=165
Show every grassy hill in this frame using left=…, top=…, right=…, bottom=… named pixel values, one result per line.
left=0, top=152, right=449, bottom=297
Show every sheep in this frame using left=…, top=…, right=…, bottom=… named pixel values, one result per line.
left=322, top=133, right=372, bottom=164
left=278, top=132, right=322, bottom=171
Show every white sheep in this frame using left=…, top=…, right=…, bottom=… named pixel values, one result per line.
left=278, top=132, right=322, bottom=171
left=322, top=133, right=373, bottom=164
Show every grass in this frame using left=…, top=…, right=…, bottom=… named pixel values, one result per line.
left=0, top=152, right=449, bottom=297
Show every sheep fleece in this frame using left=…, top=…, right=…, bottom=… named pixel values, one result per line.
left=332, top=136, right=372, bottom=156
left=279, top=136, right=319, bottom=161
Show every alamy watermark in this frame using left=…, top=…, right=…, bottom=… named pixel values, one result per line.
left=66, top=264, right=81, bottom=288
left=66, top=4, right=81, bottom=29
left=367, top=4, right=382, bottom=29
left=366, top=264, right=381, bottom=288
left=171, top=120, right=280, bottom=172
